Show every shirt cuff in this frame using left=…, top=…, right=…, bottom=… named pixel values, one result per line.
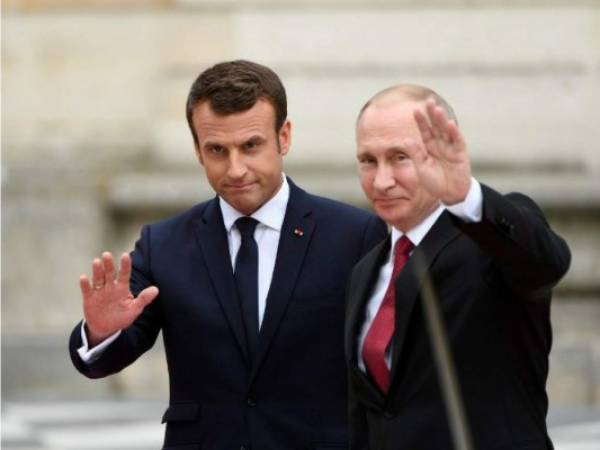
left=77, top=320, right=122, bottom=364
left=443, top=177, right=483, bottom=223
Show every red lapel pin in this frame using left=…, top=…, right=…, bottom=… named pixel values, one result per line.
left=293, top=228, right=304, bottom=237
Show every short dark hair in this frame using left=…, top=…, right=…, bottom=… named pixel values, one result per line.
left=186, top=60, right=288, bottom=146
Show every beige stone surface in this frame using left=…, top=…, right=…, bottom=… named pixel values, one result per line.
left=282, top=72, right=600, bottom=169
left=2, top=12, right=233, bottom=165
left=138, top=70, right=600, bottom=168
left=2, top=169, right=105, bottom=332
left=549, top=298, right=600, bottom=406
left=14, top=0, right=596, bottom=8
left=233, top=9, right=599, bottom=66
left=2, top=0, right=171, bottom=10
left=4, top=9, right=599, bottom=168
left=178, top=0, right=600, bottom=7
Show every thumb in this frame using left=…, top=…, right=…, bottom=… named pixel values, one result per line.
left=136, top=286, right=159, bottom=309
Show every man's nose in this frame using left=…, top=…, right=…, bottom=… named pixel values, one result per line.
left=373, top=164, right=395, bottom=191
left=227, top=152, right=248, bottom=179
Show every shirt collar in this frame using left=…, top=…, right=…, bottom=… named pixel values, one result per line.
left=219, top=175, right=289, bottom=233
left=390, top=203, right=445, bottom=251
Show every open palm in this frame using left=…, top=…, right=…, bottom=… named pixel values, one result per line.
left=80, top=252, right=158, bottom=346
left=404, top=100, right=472, bottom=205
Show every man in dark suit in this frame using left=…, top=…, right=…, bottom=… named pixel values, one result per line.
left=346, top=85, right=571, bottom=450
left=69, top=60, right=387, bottom=450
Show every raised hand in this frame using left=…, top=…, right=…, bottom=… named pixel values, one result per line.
left=403, top=99, right=472, bottom=205
left=79, top=252, right=159, bottom=347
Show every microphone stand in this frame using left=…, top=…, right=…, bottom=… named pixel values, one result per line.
left=413, top=252, right=474, bottom=450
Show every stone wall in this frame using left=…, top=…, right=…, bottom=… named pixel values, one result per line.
left=2, top=0, right=599, bottom=406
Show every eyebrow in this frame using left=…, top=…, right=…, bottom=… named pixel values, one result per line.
left=357, top=145, right=407, bottom=157
left=386, top=145, right=408, bottom=154
left=201, top=140, right=224, bottom=149
left=201, top=134, right=265, bottom=149
left=244, top=135, right=265, bottom=144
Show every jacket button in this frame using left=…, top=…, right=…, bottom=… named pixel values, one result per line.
left=247, top=397, right=257, bottom=407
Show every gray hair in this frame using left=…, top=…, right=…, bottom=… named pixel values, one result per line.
left=357, top=84, right=458, bottom=126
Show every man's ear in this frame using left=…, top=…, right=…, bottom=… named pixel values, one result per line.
left=278, top=119, right=292, bottom=156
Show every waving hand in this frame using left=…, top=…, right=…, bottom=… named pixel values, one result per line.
left=403, top=100, right=472, bottom=205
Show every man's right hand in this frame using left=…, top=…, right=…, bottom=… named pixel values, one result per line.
left=79, top=252, right=159, bottom=348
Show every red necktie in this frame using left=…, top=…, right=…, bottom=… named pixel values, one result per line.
left=362, top=235, right=414, bottom=393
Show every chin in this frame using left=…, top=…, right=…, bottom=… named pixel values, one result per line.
left=236, top=198, right=264, bottom=215
left=375, top=212, right=397, bottom=226
left=378, top=210, right=408, bottom=228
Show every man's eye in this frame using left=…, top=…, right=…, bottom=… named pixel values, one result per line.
left=244, top=141, right=258, bottom=151
left=359, top=158, right=375, bottom=165
left=210, top=145, right=225, bottom=154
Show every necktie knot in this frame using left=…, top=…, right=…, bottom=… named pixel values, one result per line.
left=236, top=217, right=258, bottom=238
left=394, top=235, right=414, bottom=259
left=392, top=235, right=413, bottom=279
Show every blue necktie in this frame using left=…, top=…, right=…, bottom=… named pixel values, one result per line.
left=234, top=217, right=259, bottom=361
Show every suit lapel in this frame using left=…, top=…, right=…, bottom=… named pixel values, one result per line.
left=194, top=198, right=249, bottom=362
left=249, top=180, right=315, bottom=383
left=388, top=211, right=461, bottom=391
left=344, top=237, right=390, bottom=362
left=345, top=237, right=391, bottom=407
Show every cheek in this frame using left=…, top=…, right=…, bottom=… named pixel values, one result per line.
left=395, top=165, right=419, bottom=191
left=359, top=172, right=375, bottom=196
left=256, top=152, right=282, bottom=177
left=202, top=161, right=226, bottom=185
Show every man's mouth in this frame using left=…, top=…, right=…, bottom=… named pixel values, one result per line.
left=226, top=181, right=256, bottom=191
left=374, top=197, right=405, bottom=203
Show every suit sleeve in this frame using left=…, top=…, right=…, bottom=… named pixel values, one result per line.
left=68, top=225, right=163, bottom=378
left=455, top=184, right=571, bottom=299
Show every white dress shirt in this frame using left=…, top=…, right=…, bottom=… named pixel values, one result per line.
left=219, top=176, right=289, bottom=328
left=357, top=178, right=483, bottom=373
left=78, top=176, right=290, bottom=363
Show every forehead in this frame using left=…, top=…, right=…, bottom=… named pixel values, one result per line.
left=356, top=99, right=425, bottom=148
left=192, top=99, right=276, bottom=142
left=358, top=99, right=425, bottom=134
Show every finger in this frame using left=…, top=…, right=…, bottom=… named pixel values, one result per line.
left=414, top=109, right=443, bottom=159
left=135, top=286, right=159, bottom=309
left=91, top=258, right=105, bottom=290
left=429, top=103, right=451, bottom=142
left=79, top=274, right=93, bottom=300
left=118, top=253, right=132, bottom=285
left=447, top=120, right=466, bottom=149
left=414, top=109, right=435, bottom=148
left=425, top=101, right=444, bottom=141
left=102, top=252, right=116, bottom=284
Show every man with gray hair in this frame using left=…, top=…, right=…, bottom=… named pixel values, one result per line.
left=345, top=84, right=570, bottom=449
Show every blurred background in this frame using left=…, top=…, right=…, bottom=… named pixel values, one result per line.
left=2, top=0, right=600, bottom=449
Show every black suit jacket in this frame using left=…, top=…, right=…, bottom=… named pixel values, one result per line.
left=345, top=185, right=571, bottom=450
left=70, top=179, right=387, bottom=450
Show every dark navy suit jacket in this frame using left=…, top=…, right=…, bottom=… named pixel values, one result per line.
left=70, top=178, right=387, bottom=450
left=346, top=185, right=571, bottom=450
